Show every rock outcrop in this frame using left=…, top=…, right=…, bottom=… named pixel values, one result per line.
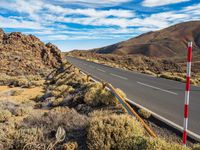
left=0, top=29, right=63, bottom=76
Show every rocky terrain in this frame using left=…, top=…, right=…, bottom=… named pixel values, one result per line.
left=0, top=29, right=63, bottom=76
left=0, top=29, right=199, bottom=150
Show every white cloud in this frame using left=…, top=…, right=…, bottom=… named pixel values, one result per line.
left=0, top=0, right=199, bottom=43
left=142, top=0, right=190, bottom=7
left=0, top=16, right=42, bottom=29
left=45, top=5, right=134, bottom=18
left=55, top=0, right=131, bottom=7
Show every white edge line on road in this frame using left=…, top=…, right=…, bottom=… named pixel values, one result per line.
left=97, top=68, right=106, bottom=72
left=137, top=81, right=178, bottom=95
left=110, top=73, right=128, bottom=80
left=79, top=68, right=200, bottom=141
left=125, top=98, right=200, bottom=142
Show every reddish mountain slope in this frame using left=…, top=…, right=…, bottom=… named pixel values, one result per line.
left=94, top=21, right=200, bottom=58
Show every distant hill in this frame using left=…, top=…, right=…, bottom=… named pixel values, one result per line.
left=93, top=21, right=200, bottom=58
left=0, top=29, right=63, bottom=76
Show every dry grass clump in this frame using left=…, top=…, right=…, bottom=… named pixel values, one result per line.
left=87, top=114, right=145, bottom=150
left=159, top=73, right=185, bottom=82
left=12, top=128, right=45, bottom=150
left=12, top=107, right=30, bottom=116
left=23, top=107, right=88, bottom=132
left=141, top=70, right=157, bottom=76
left=84, top=83, right=118, bottom=106
left=138, top=108, right=152, bottom=119
left=0, top=109, right=12, bottom=122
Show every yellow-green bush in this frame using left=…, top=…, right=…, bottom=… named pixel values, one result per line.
left=0, top=109, right=12, bottom=122
left=51, top=85, right=74, bottom=97
left=62, top=141, right=78, bottom=150
left=87, top=114, right=144, bottom=150
left=84, top=83, right=118, bottom=106
left=160, top=73, right=185, bottom=82
left=146, top=138, right=189, bottom=150
left=51, top=98, right=64, bottom=107
left=193, top=144, right=200, bottom=150
left=138, top=108, right=151, bottom=119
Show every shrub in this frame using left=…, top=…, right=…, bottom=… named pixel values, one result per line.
left=23, top=107, right=88, bottom=132
left=31, top=80, right=44, bottom=87
left=51, top=98, right=64, bottom=107
left=11, top=77, right=30, bottom=87
left=51, top=85, right=75, bottom=97
left=84, top=83, right=118, bottom=106
left=160, top=73, right=185, bottom=82
left=13, top=107, right=30, bottom=116
left=0, top=109, right=12, bottom=122
left=13, top=128, right=45, bottom=150
left=87, top=114, right=144, bottom=150
left=11, top=89, right=24, bottom=96
left=146, top=138, right=189, bottom=150
left=62, top=141, right=78, bottom=150
left=193, top=144, right=200, bottom=150
left=138, top=108, right=151, bottom=119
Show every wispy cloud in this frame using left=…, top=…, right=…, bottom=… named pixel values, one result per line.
left=55, top=0, right=131, bottom=7
left=142, top=0, right=190, bottom=7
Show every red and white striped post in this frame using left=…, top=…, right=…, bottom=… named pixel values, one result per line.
left=182, top=41, right=192, bottom=145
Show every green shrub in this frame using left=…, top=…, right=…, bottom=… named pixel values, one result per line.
left=138, top=108, right=151, bottom=119
left=84, top=83, right=118, bottom=106
left=0, top=109, right=12, bottom=122
left=87, top=114, right=144, bottom=150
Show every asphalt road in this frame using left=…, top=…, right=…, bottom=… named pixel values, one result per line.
left=66, top=56, right=200, bottom=139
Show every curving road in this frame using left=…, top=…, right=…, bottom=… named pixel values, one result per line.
left=66, top=56, right=200, bottom=141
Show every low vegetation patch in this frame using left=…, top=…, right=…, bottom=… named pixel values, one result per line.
left=138, top=108, right=152, bottom=119
left=0, top=109, right=12, bottom=122
left=84, top=83, right=119, bottom=106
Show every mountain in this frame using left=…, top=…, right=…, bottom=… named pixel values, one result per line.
left=0, top=29, right=63, bottom=76
left=93, top=21, right=200, bottom=58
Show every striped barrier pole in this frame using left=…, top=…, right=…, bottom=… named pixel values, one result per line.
left=183, top=42, right=192, bottom=145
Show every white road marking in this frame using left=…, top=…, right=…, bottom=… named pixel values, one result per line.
left=97, top=68, right=106, bottom=72
left=125, top=98, right=200, bottom=141
left=110, top=73, right=128, bottom=80
left=78, top=67, right=200, bottom=141
left=137, top=81, right=178, bottom=95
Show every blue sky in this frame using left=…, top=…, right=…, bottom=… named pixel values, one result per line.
left=0, top=0, right=199, bottom=51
